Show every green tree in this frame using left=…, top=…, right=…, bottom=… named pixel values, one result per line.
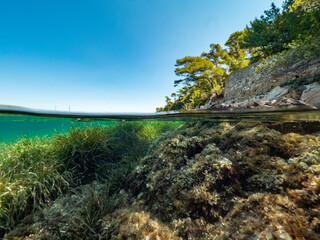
left=282, top=0, right=295, bottom=11
left=242, top=0, right=320, bottom=61
left=174, top=56, right=216, bottom=89
left=200, top=43, right=230, bottom=85
left=291, top=0, right=319, bottom=10
left=158, top=44, right=233, bottom=111
left=241, top=3, right=282, bottom=60
left=157, top=0, right=320, bottom=112
left=225, top=31, right=250, bottom=71
left=201, top=43, right=230, bottom=67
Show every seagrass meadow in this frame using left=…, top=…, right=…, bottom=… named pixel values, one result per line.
left=1, top=110, right=320, bottom=240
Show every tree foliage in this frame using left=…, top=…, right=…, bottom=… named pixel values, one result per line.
left=174, top=56, right=215, bottom=88
left=242, top=0, right=320, bottom=61
left=157, top=0, right=320, bottom=111
left=201, top=43, right=230, bottom=67
left=291, top=0, right=319, bottom=10
left=166, top=44, right=229, bottom=111
left=225, top=31, right=250, bottom=71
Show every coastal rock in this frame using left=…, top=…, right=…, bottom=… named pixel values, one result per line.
left=263, top=86, right=289, bottom=100
left=207, top=97, right=313, bottom=111
left=301, top=82, right=320, bottom=108
left=223, top=58, right=320, bottom=102
left=203, top=57, right=320, bottom=110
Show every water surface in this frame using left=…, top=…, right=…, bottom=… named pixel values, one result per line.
left=0, top=106, right=319, bottom=142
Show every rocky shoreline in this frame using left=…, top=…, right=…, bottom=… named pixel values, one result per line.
left=200, top=57, right=320, bottom=111
left=206, top=97, right=313, bottom=111
left=201, top=82, right=320, bottom=111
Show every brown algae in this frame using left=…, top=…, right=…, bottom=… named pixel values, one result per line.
left=2, top=120, right=320, bottom=239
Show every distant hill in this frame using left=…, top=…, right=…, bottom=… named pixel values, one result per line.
left=0, top=105, right=29, bottom=109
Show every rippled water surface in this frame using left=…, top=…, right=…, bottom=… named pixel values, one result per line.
left=0, top=106, right=319, bottom=142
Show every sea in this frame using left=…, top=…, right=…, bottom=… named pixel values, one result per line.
left=0, top=106, right=319, bottom=142
left=1, top=106, right=320, bottom=239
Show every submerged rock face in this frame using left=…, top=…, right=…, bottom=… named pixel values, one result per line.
left=5, top=121, right=320, bottom=240
left=127, top=122, right=320, bottom=239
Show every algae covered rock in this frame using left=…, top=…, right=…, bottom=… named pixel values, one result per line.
left=4, top=120, right=320, bottom=240
left=127, top=121, right=320, bottom=239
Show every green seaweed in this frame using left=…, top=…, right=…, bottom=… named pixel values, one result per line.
left=0, top=137, right=69, bottom=237
left=0, top=121, right=181, bottom=238
left=4, top=120, right=320, bottom=239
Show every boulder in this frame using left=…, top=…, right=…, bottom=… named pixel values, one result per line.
left=300, top=82, right=320, bottom=108
left=263, top=86, right=289, bottom=100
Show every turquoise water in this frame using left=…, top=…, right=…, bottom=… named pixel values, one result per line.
left=1, top=106, right=320, bottom=239
left=0, top=106, right=319, bottom=142
left=0, top=115, right=117, bottom=143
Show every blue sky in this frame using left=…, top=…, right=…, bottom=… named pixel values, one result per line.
left=0, top=0, right=283, bottom=112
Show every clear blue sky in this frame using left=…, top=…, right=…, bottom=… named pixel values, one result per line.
left=0, top=0, right=283, bottom=112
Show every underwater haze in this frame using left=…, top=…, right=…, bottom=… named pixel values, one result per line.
left=0, top=107, right=320, bottom=239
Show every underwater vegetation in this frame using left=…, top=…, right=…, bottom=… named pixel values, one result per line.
left=0, top=121, right=180, bottom=239
left=124, top=121, right=320, bottom=239
left=2, top=120, right=320, bottom=239
left=0, top=137, right=69, bottom=237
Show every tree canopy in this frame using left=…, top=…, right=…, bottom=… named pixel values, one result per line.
left=157, top=0, right=320, bottom=111
left=242, top=0, right=320, bottom=60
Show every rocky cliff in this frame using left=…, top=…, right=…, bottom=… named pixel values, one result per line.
left=204, top=57, right=320, bottom=110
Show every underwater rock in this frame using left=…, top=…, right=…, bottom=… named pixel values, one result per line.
left=4, top=121, right=320, bottom=239
left=102, top=209, right=181, bottom=240
left=127, top=121, right=320, bottom=239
